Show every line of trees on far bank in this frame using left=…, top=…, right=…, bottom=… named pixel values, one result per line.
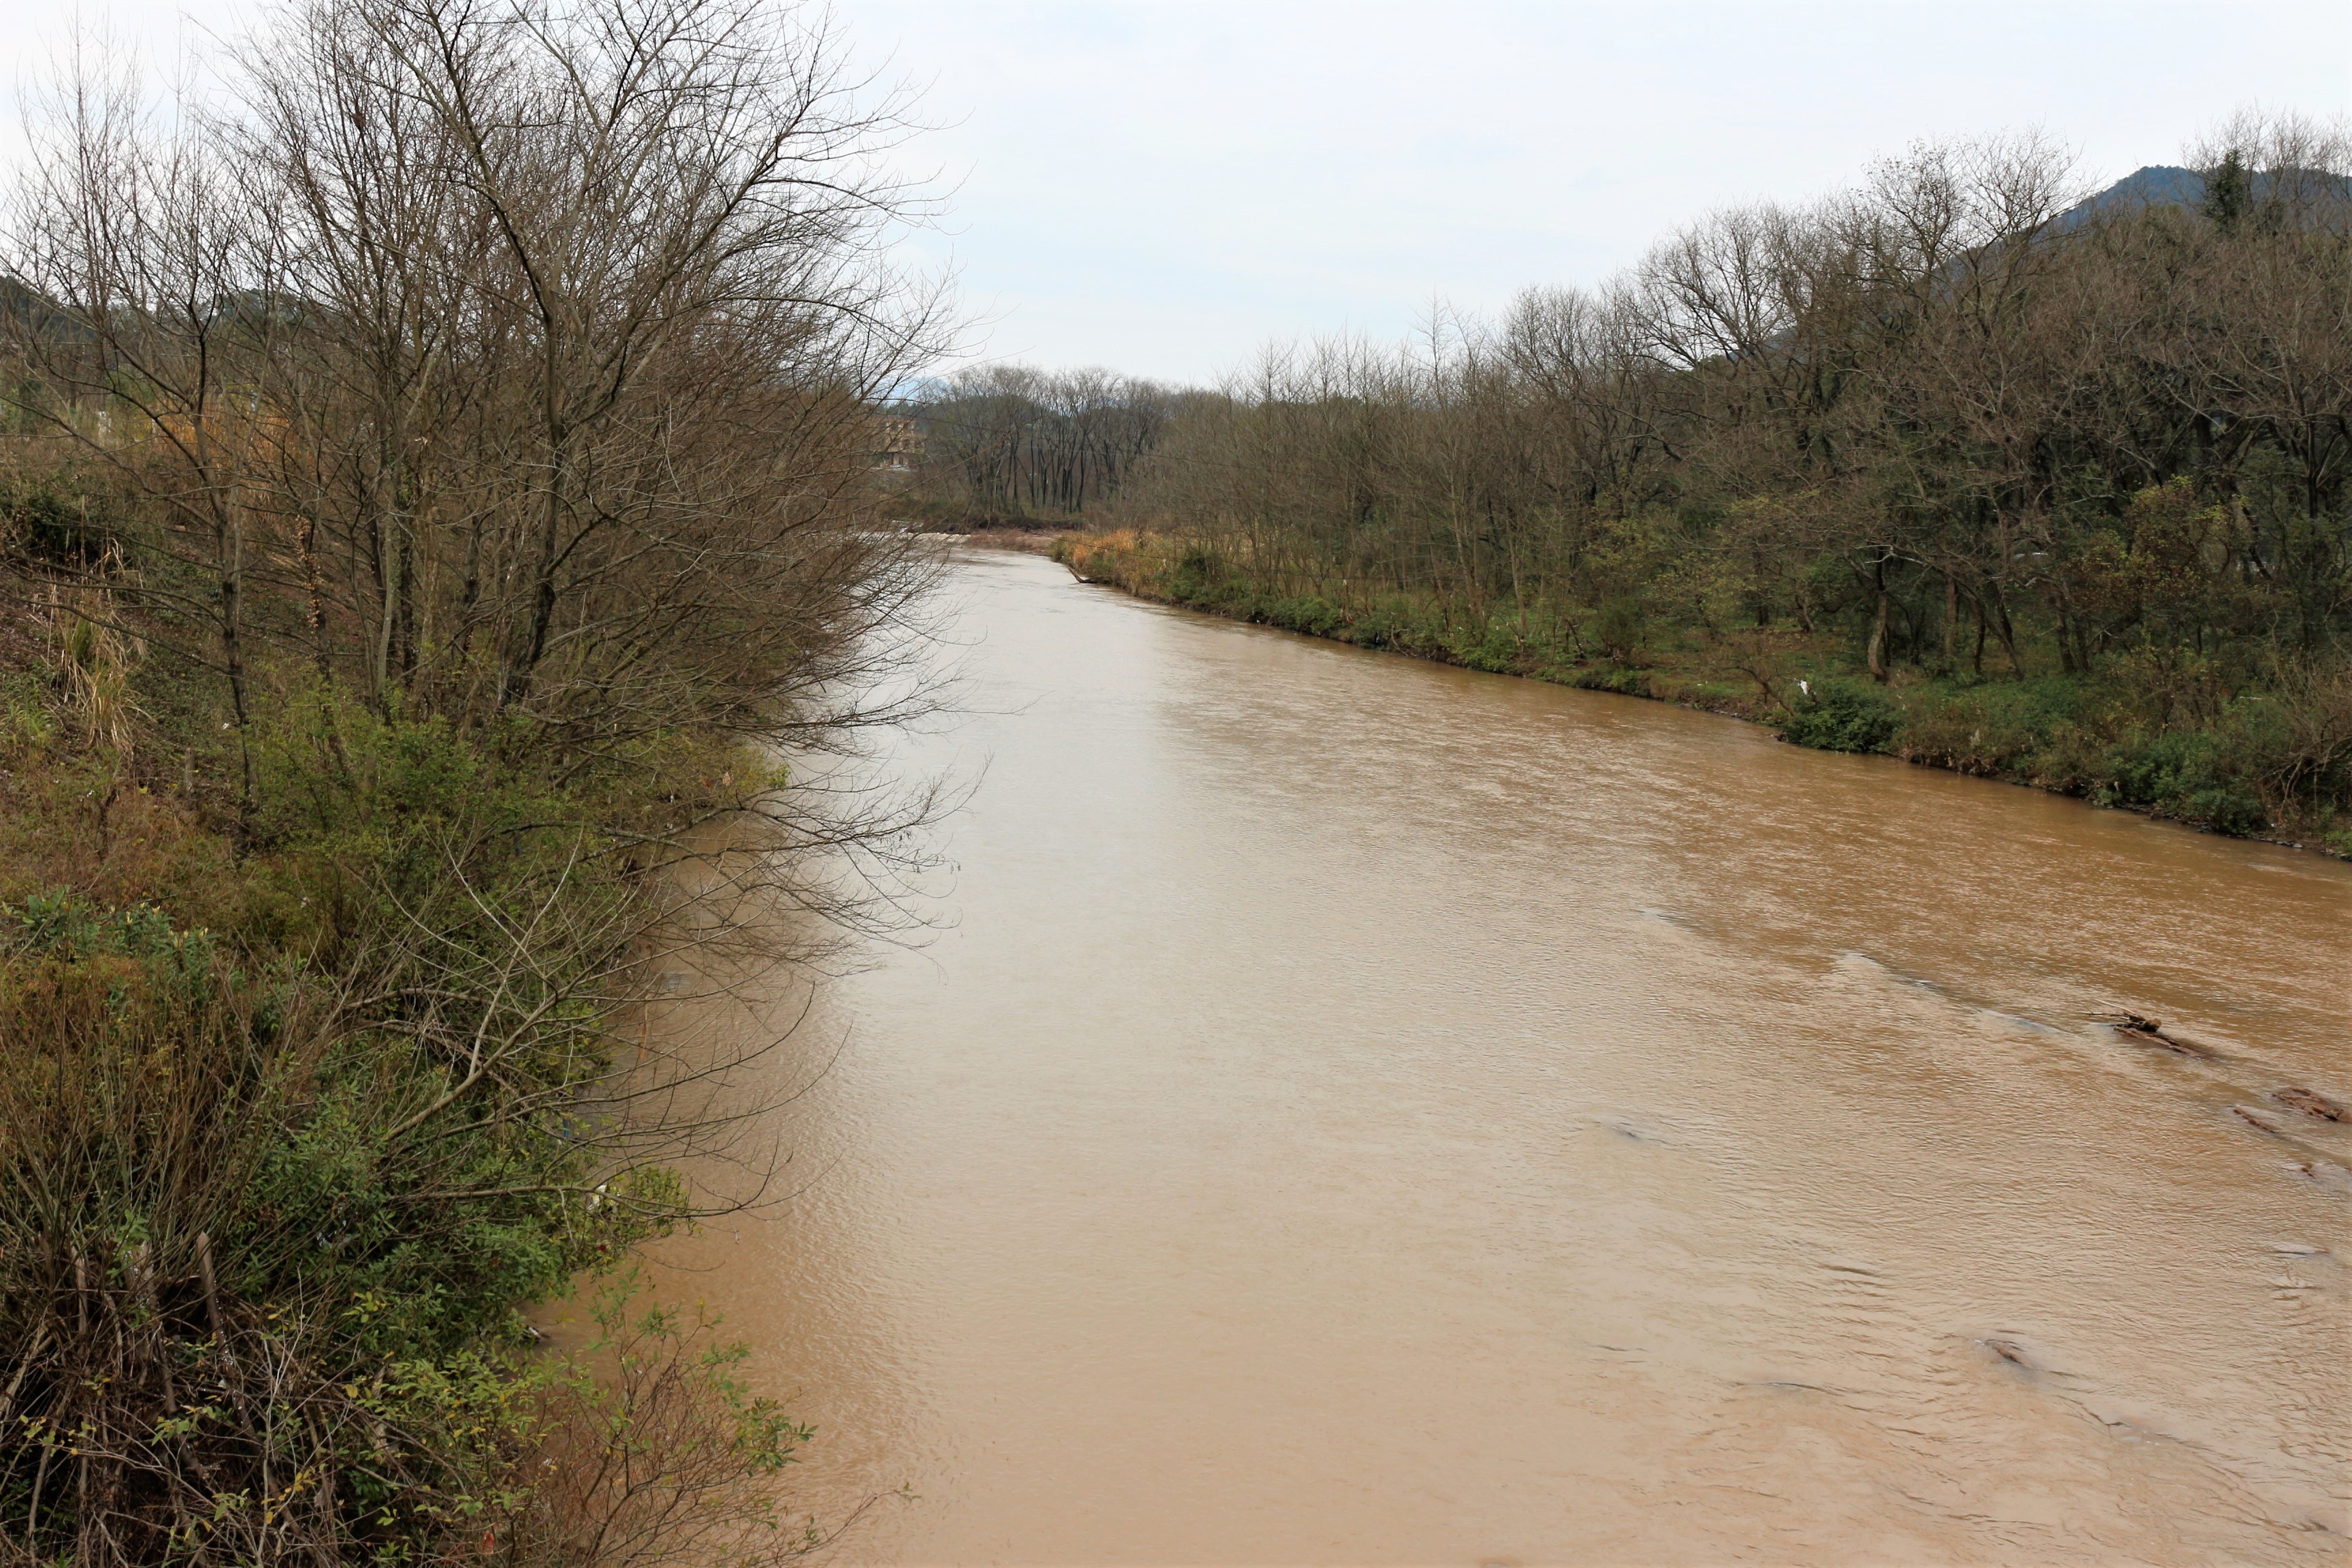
left=895, top=365, right=1194, bottom=525
left=1056, top=114, right=2352, bottom=847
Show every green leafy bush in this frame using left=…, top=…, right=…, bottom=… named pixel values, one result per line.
left=1780, top=679, right=1903, bottom=753
left=1592, top=598, right=1647, bottom=662
left=2099, top=730, right=2268, bottom=834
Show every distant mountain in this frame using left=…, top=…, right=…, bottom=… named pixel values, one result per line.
left=2056, top=163, right=2349, bottom=231
left=2074, top=165, right=2209, bottom=216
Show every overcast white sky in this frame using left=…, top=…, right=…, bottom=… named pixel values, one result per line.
left=7, top=1, right=2349, bottom=382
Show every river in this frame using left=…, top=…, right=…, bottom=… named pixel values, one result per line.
left=640, top=544, right=2351, bottom=1565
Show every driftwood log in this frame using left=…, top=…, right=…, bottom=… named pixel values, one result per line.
left=2272, top=1086, right=2348, bottom=1122
left=2093, top=1012, right=2217, bottom=1058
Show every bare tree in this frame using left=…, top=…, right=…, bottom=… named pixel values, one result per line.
left=0, top=2, right=958, bottom=1561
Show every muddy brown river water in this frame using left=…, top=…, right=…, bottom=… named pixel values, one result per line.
left=635, top=545, right=2351, bottom=1565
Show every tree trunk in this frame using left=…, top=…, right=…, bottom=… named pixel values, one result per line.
left=1866, top=559, right=1892, bottom=683
left=218, top=495, right=254, bottom=813
left=1991, top=587, right=2025, bottom=678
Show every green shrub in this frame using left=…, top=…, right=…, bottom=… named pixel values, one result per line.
left=0, top=670, right=56, bottom=752
left=1569, top=665, right=1652, bottom=696
left=1256, top=593, right=1350, bottom=640
left=1780, top=679, right=1902, bottom=753
left=1592, top=598, right=1647, bottom=661
left=1167, top=546, right=1224, bottom=604
left=2100, top=729, right=2268, bottom=834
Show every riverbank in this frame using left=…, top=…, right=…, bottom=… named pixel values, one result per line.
left=0, top=0, right=934, bottom=1539
left=1051, top=529, right=2352, bottom=859
left=0, top=625, right=824, bottom=1559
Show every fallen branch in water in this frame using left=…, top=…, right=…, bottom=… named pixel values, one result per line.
left=2271, top=1086, right=2348, bottom=1122
left=2091, top=1012, right=2217, bottom=1058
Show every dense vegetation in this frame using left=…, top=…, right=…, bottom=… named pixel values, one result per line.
left=896, top=366, right=1186, bottom=527
left=0, top=0, right=940, bottom=1561
left=1050, top=122, right=2352, bottom=852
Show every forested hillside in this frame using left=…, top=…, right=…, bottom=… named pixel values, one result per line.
left=1058, top=122, right=2352, bottom=851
